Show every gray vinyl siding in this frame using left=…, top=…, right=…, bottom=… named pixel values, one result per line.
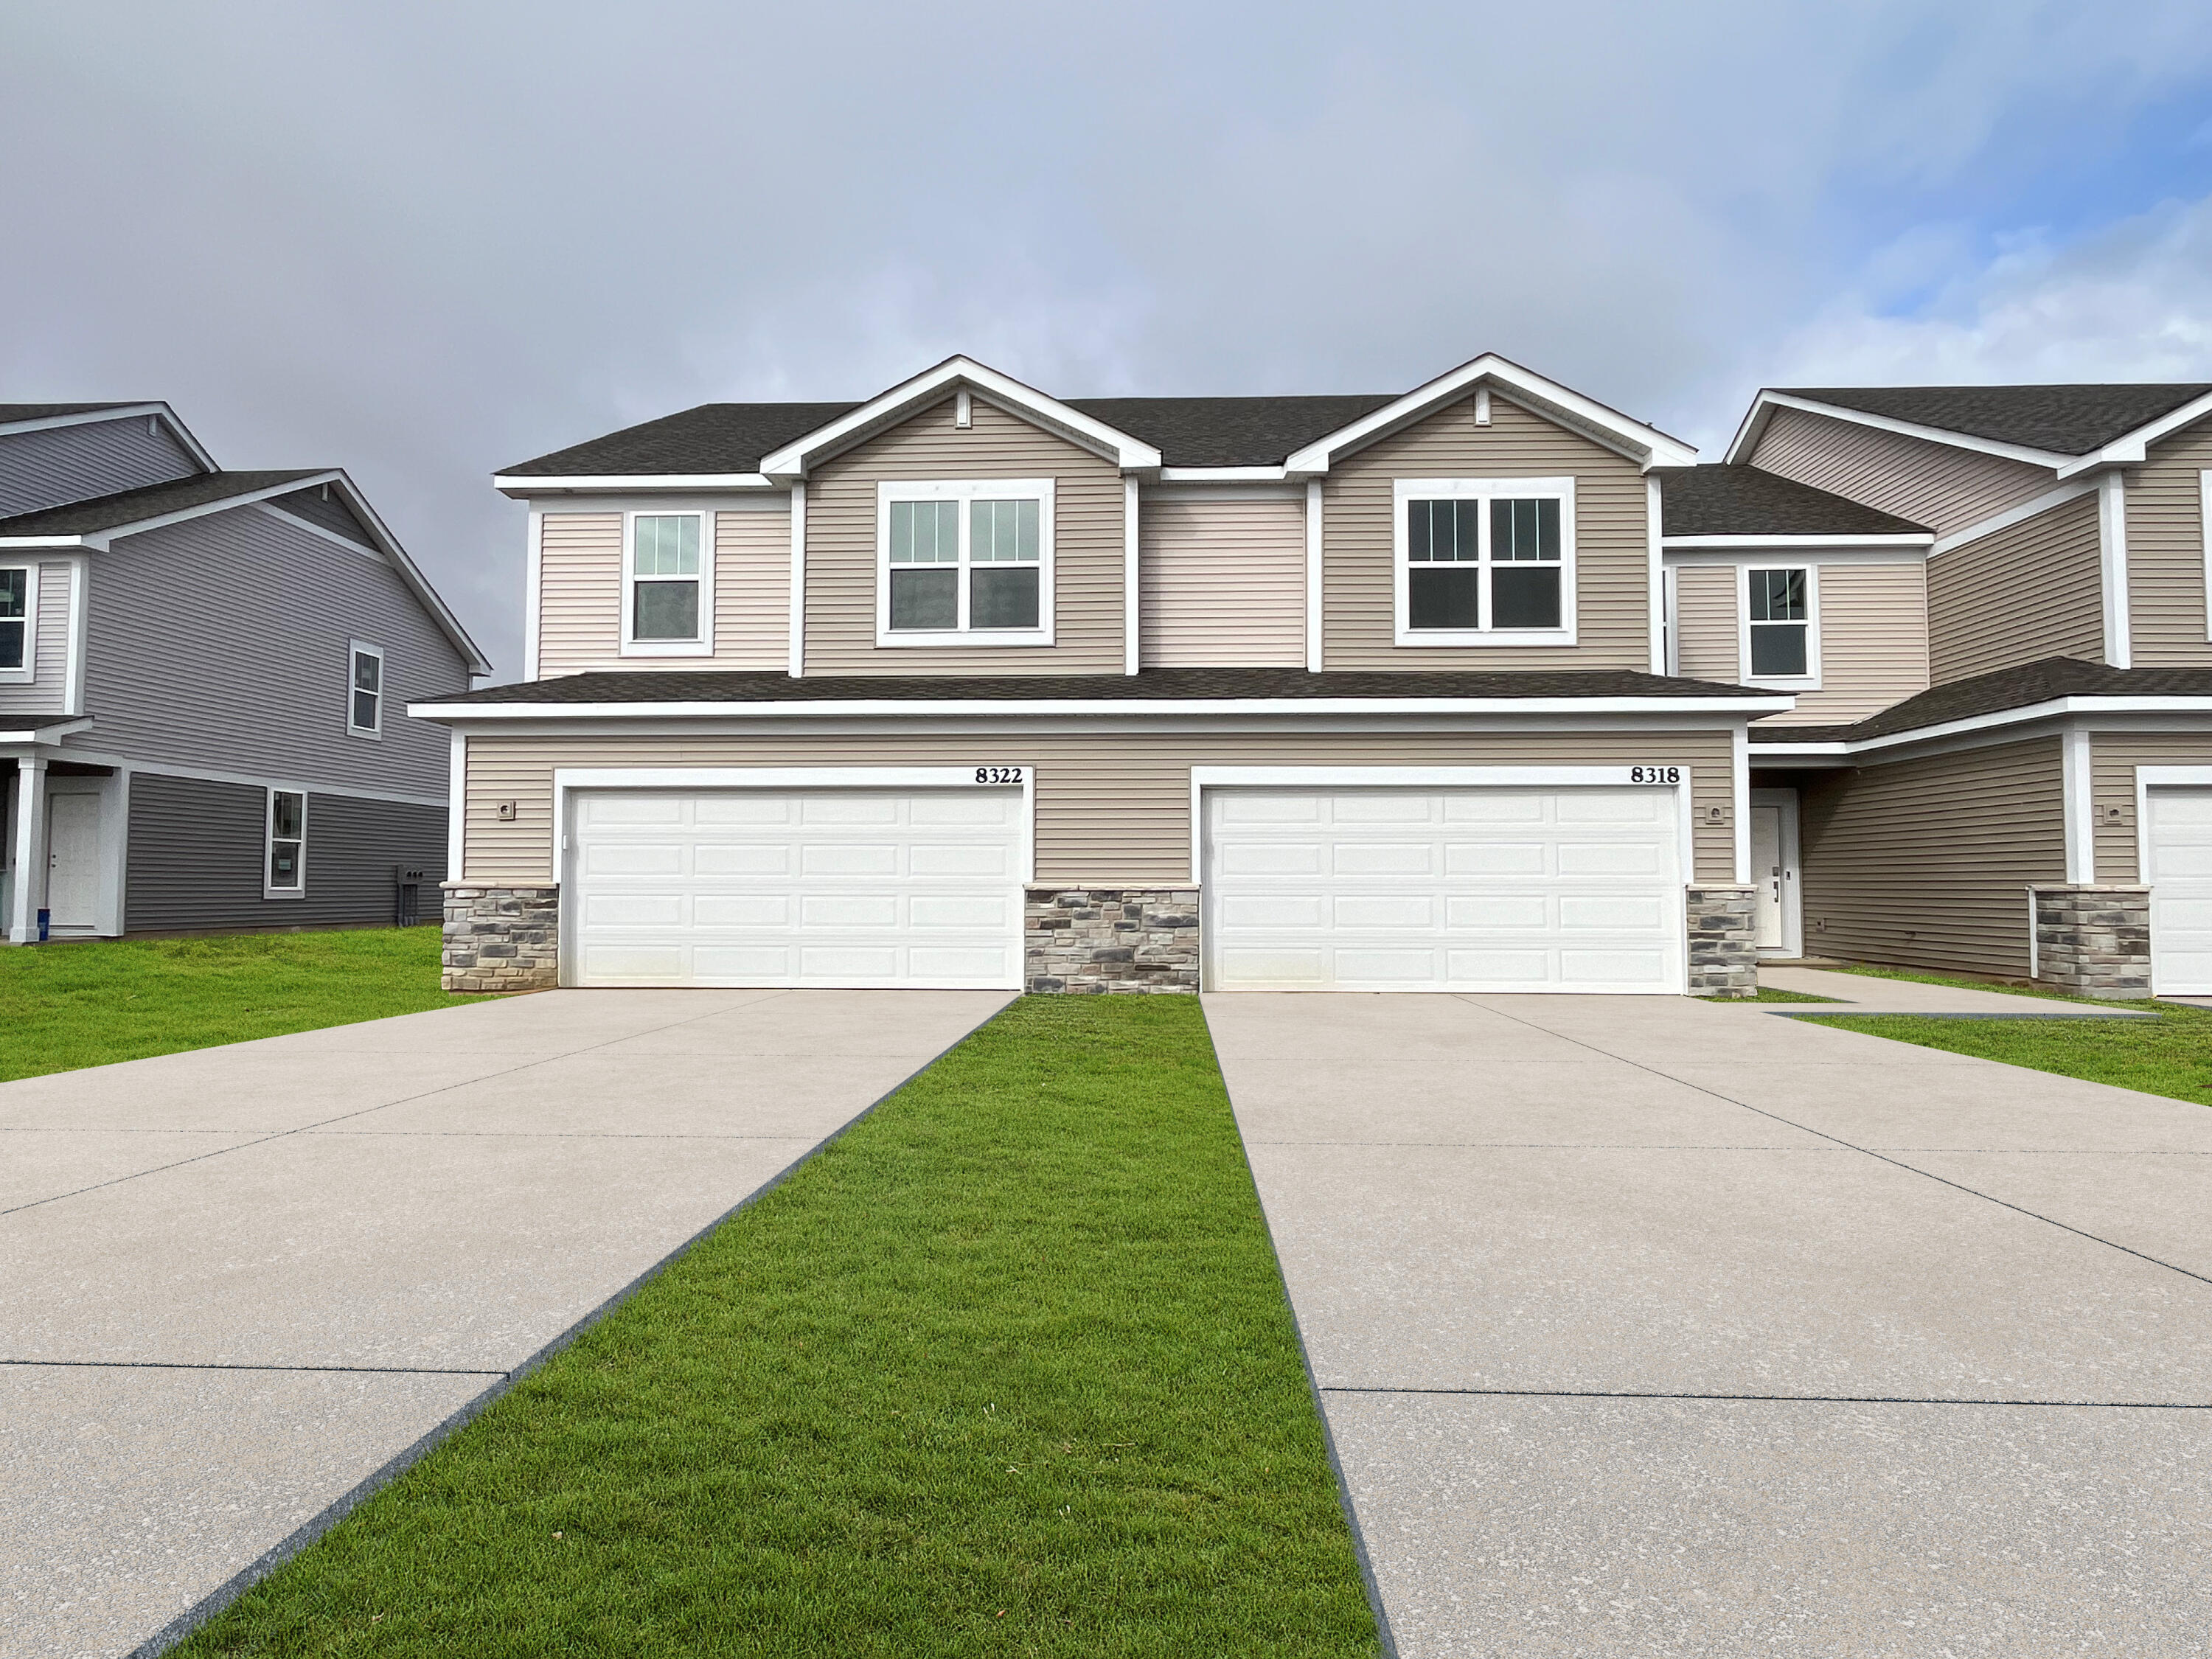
left=64, top=501, right=468, bottom=795
left=125, top=771, right=445, bottom=933
left=0, top=416, right=201, bottom=518
left=1749, top=406, right=2053, bottom=538
left=0, top=559, right=75, bottom=717
left=2091, top=730, right=2212, bottom=881
left=1927, top=491, right=2103, bottom=684
left=268, top=486, right=377, bottom=547
left=1321, top=394, right=1653, bottom=670
left=1798, top=737, right=2064, bottom=976
left=2126, top=420, right=2212, bottom=668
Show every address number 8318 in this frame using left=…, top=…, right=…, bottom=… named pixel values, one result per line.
left=1628, top=765, right=1681, bottom=785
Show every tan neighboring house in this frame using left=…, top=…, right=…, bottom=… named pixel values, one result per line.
left=411, top=357, right=2212, bottom=1001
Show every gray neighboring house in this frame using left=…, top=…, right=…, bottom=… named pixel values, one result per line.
left=0, top=401, right=490, bottom=943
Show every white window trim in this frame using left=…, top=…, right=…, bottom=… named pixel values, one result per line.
left=347, top=640, right=386, bottom=738
left=264, top=787, right=307, bottom=901
left=0, top=563, right=37, bottom=684
left=1391, top=476, right=1578, bottom=647
left=621, top=509, right=715, bottom=658
left=1738, top=565, right=1821, bottom=691
left=875, top=479, right=1055, bottom=648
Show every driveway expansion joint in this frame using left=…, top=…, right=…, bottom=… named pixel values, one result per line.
left=1319, top=1384, right=2212, bottom=1408
left=1, top=1357, right=508, bottom=1377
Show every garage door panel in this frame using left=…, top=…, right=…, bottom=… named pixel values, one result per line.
left=1444, top=948, right=1553, bottom=982
left=1218, top=794, right=1322, bottom=824
left=909, top=844, right=1012, bottom=877
left=801, top=843, right=900, bottom=877
left=2148, top=787, right=2212, bottom=995
left=1448, top=895, right=1549, bottom=929
left=582, top=844, right=684, bottom=877
left=582, top=796, right=684, bottom=826
left=691, top=945, right=793, bottom=978
left=1218, top=844, right=1324, bottom=876
left=1561, top=948, right=1672, bottom=984
left=694, top=844, right=790, bottom=876
left=2154, top=846, right=2212, bottom=878
left=694, top=894, right=791, bottom=928
left=1442, top=793, right=1544, bottom=824
left=1334, top=844, right=1434, bottom=877
left=801, top=796, right=900, bottom=825
left=801, top=894, right=900, bottom=928
left=582, top=894, right=685, bottom=927
left=1557, top=843, right=1664, bottom=875
left=1332, top=894, right=1436, bottom=928
left=1560, top=894, right=1669, bottom=931
left=1219, top=894, right=1326, bottom=928
left=1447, top=843, right=1548, bottom=875
left=1558, top=793, right=1667, bottom=824
left=695, top=795, right=793, bottom=825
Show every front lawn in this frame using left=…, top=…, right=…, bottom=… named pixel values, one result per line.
left=175, top=995, right=1378, bottom=1658
left=0, top=927, right=461, bottom=1082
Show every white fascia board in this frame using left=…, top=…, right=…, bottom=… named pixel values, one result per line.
left=1157, top=466, right=1290, bottom=482
left=2053, top=389, right=2212, bottom=479
left=1661, top=533, right=1931, bottom=549
left=72, top=470, right=347, bottom=550
left=1722, top=391, right=2071, bottom=470
left=314, top=473, right=495, bottom=675
left=1666, top=544, right=1928, bottom=568
left=412, top=693, right=1795, bottom=723
left=0, top=403, right=219, bottom=473
left=1836, top=695, right=2212, bottom=758
left=1746, top=740, right=1850, bottom=757
left=493, top=473, right=777, bottom=495
left=0, top=717, right=95, bottom=744
left=0, top=535, right=87, bottom=549
left=756, top=356, right=1161, bottom=478
left=1929, top=479, right=2102, bottom=557
left=1282, top=354, right=1700, bottom=475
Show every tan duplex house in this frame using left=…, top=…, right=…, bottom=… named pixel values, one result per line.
left=412, top=356, right=2212, bottom=1000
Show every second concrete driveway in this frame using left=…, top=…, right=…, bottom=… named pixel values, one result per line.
left=0, top=987, right=1012, bottom=1659
left=1206, top=992, right=2212, bottom=1658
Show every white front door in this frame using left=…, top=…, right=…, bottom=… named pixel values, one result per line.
left=1203, top=785, right=1685, bottom=994
left=566, top=786, right=1025, bottom=990
left=1747, top=788, right=1800, bottom=956
left=2146, top=786, right=2212, bottom=995
left=46, top=793, right=101, bottom=929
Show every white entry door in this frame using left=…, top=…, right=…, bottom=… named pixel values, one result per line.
left=1747, top=788, right=1800, bottom=956
left=46, top=793, right=102, bottom=930
left=2146, top=787, right=2212, bottom=995
left=1203, top=786, right=1685, bottom=994
left=567, top=787, right=1023, bottom=989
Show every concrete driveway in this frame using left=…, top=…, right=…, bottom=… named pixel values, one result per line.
left=0, top=987, right=1012, bottom=1659
left=1204, top=992, right=2212, bottom=1658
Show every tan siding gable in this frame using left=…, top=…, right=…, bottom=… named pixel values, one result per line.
left=1750, top=406, right=2053, bottom=537
left=1776, top=562, right=1929, bottom=726
left=2127, top=418, right=2212, bottom=667
left=1140, top=492, right=1304, bottom=667
left=1672, top=566, right=1738, bottom=681
left=803, top=395, right=1124, bottom=676
left=1927, top=492, right=2102, bottom=684
left=1321, top=395, right=1651, bottom=671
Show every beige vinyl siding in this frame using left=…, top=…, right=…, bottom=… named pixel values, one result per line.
left=2126, top=420, right=2212, bottom=667
left=1772, top=562, right=1930, bottom=726
left=535, top=513, right=622, bottom=674
left=1750, top=406, right=2054, bottom=537
left=462, top=724, right=1736, bottom=886
left=1798, top=737, right=2064, bottom=976
left=1139, top=491, right=1305, bottom=667
left=1927, top=491, right=2102, bottom=684
left=0, top=559, right=74, bottom=717
left=803, top=396, right=1124, bottom=675
left=1321, top=395, right=1651, bottom=670
left=713, top=506, right=791, bottom=670
left=1672, top=566, right=1738, bottom=681
left=2091, top=731, right=2212, bottom=880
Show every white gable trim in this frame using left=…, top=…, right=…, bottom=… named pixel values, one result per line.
left=2053, top=389, right=2212, bottom=479
left=1281, top=355, right=1699, bottom=476
left=0, top=402, right=218, bottom=473
left=755, top=357, right=1162, bottom=479
left=1724, top=391, right=2070, bottom=470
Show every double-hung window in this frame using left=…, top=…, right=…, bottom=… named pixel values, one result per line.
left=265, top=789, right=306, bottom=899
left=347, top=642, right=384, bottom=737
left=1744, top=567, right=1817, bottom=684
left=0, top=567, right=32, bottom=681
left=1394, top=478, right=1575, bottom=644
left=877, top=479, right=1054, bottom=646
left=622, top=511, right=713, bottom=655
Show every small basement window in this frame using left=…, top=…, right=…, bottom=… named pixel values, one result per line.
left=348, top=642, right=384, bottom=736
left=266, top=789, right=306, bottom=898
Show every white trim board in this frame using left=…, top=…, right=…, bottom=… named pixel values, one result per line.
left=1723, top=390, right=2073, bottom=470
left=496, top=473, right=779, bottom=495
left=0, top=402, right=218, bottom=471
left=2063, top=727, right=2095, bottom=883
left=414, top=693, right=1795, bottom=722
left=2098, top=471, right=2133, bottom=669
left=1662, top=533, right=1931, bottom=550
left=1929, top=478, right=2100, bottom=558
left=47, top=751, right=448, bottom=808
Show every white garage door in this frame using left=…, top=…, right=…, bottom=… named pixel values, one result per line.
left=1204, top=786, right=1684, bottom=993
left=568, top=787, right=1023, bottom=989
left=2146, top=787, right=2212, bottom=995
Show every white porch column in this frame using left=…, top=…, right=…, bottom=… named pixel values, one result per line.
left=9, top=756, right=48, bottom=944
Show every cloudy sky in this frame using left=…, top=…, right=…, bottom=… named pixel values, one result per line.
left=7, top=1, right=2212, bottom=675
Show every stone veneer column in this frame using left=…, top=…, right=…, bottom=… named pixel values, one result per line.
left=442, top=882, right=560, bottom=992
left=2031, top=885, right=2152, bottom=999
left=1025, top=888, right=1201, bottom=994
left=1684, top=886, right=1759, bottom=998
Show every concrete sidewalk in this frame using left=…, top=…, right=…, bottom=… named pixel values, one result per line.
left=0, top=987, right=1012, bottom=1659
left=1205, top=991, right=2212, bottom=1657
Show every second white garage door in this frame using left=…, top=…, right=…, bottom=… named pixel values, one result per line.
left=568, top=787, right=1023, bottom=989
left=2146, top=786, right=2212, bottom=995
left=1203, top=786, right=1685, bottom=993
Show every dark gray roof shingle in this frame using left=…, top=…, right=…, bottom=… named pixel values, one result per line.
left=1654, top=465, right=1928, bottom=537
left=1750, top=656, right=2212, bottom=745
left=1777, top=384, right=2212, bottom=456
left=0, top=402, right=147, bottom=425
left=0, top=470, right=324, bottom=535
left=1063, top=396, right=1399, bottom=466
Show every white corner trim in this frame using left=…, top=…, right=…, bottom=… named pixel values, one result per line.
left=1662, top=564, right=1680, bottom=675
left=447, top=729, right=467, bottom=878
left=1723, top=390, right=2072, bottom=470
left=523, top=509, right=543, bottom=681
left=2201, top=470, right=2212, bottom=645
left=1305, top=481, right=1324, bottom=674
left=1731, top=724, right=1750, bottom=884
left=1660, top=533, right=1933, bottom=549
left=2099, top=471, right=2132, bottom=669
left=1928, top=478, right=2102, bottom=558
left=787, top=481, right=806, bottom=678
left=1123, top=476, right=1140, bottom=675
left=1646, top=476, right=1665, bottom=675
left=2062, top=726, right=2095, bottom=883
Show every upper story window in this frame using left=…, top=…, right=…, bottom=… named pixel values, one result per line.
left=1394, top=478, right=1576, bottom=647
left=0, top=567, right=32, bottom=681
left=348, top=641, right=384, bottom=737
left=877, top=479, right=1054, bottom=647
left=1745, top=567, right=1818, bottom=684
left=624, top=511, right=713, bottom=656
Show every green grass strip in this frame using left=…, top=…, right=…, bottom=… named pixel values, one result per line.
left=1818, top=1003, right=2212, bottom=1109
left=175, top=995, right=1379, bottom=1658
left=0, top=928, right=465, bottom=1083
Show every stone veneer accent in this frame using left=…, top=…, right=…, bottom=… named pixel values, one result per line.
left=2031, top=885, right=2152, bottom=999
left=1685, top=886, right=1759, bottom=998
left=1026, top=888, right=1201, bottom=994
left=442, top=882, right=560, bottom=992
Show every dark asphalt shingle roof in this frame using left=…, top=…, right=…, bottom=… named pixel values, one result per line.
left=428, top=667, right=1772, bottom=709
left=0, top=470, right=324, bottom=535
left=1778, top=385, right=2212, bottom=456
left=1654, top=465, right=1928, bottom=537
left=1063, top=396, right=1399, bottom=467
left=1750, top=656, right=2212, bottom=745
left=0, top=402, right=147, bottom=425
